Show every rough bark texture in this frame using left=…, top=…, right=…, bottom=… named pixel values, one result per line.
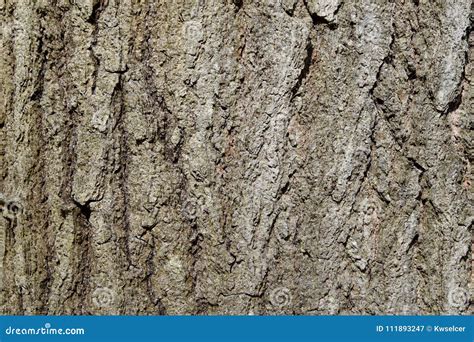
left=0, top=0, right=472, bottom=315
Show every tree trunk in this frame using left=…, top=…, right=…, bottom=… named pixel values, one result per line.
left=0, top=0, right=472, bottom=315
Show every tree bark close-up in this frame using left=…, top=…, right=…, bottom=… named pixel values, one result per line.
left=0, top=0, right=472, bottom=315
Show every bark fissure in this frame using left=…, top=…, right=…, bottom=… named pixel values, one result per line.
left=0, top=0, right=471, bottom=315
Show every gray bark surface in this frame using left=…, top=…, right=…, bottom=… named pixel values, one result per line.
left=0, top=0, right=472, bottom=315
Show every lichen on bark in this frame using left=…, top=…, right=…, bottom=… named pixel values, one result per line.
left=0, top=0, right=472, bottom=315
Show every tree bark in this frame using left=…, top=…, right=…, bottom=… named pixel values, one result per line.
left=0, top=0, right=472, bottom=315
